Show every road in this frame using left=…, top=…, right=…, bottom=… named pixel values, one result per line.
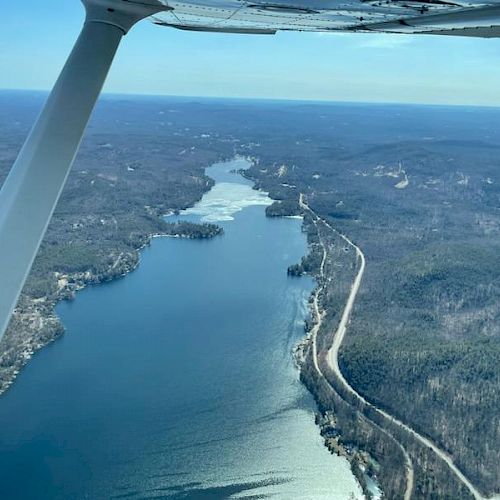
left=299, top=193, right=485, bottom=500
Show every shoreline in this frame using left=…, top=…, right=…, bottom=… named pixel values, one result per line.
left=0, top=165, right=227, bottom=397
left=1, top=155, right=370, bottom=497
left=294, top=196, right=486, bottom=500
left=1, top=155, right=369, bottom=499
left=0, top=155, right=254, bottom=397
left=292, top=202, right=385, bottom=500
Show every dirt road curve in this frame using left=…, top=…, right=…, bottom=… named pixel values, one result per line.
left=299, top=193, right=485, bottom=500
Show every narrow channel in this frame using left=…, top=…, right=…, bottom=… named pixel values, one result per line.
left=0, top=158, right=361, bottom=499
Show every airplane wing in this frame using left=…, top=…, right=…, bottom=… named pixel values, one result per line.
left=2, top=0, right=499, bottom=340
left=151, top=0, right=500, bottom=37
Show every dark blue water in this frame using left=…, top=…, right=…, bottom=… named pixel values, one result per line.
left=0, top=159, right=360, bottom=499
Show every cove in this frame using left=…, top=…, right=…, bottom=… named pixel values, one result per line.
left=0, top=158, right=361, bottom=499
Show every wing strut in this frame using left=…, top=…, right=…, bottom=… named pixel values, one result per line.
left=0, top=1, right=164, bottom=339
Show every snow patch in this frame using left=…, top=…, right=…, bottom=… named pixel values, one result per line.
left=182, top=182, right=272, bottom=222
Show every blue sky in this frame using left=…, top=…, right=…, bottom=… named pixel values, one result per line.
left=2, top=1, right=500, bottom=105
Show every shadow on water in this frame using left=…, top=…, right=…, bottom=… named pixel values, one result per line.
left=131, top=478, right=289, bottom=499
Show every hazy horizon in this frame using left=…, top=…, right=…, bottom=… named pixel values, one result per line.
left=3, top=88, right=500, bottom=110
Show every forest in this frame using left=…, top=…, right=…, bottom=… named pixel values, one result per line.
left=239, top=102, right=500, bottom=498
left=0, top=92, right=233, bottom=394
left=1, top=93, right=499, bottom=498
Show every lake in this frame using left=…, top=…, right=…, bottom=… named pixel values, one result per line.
left=0, top=158, right=361, bottom=499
